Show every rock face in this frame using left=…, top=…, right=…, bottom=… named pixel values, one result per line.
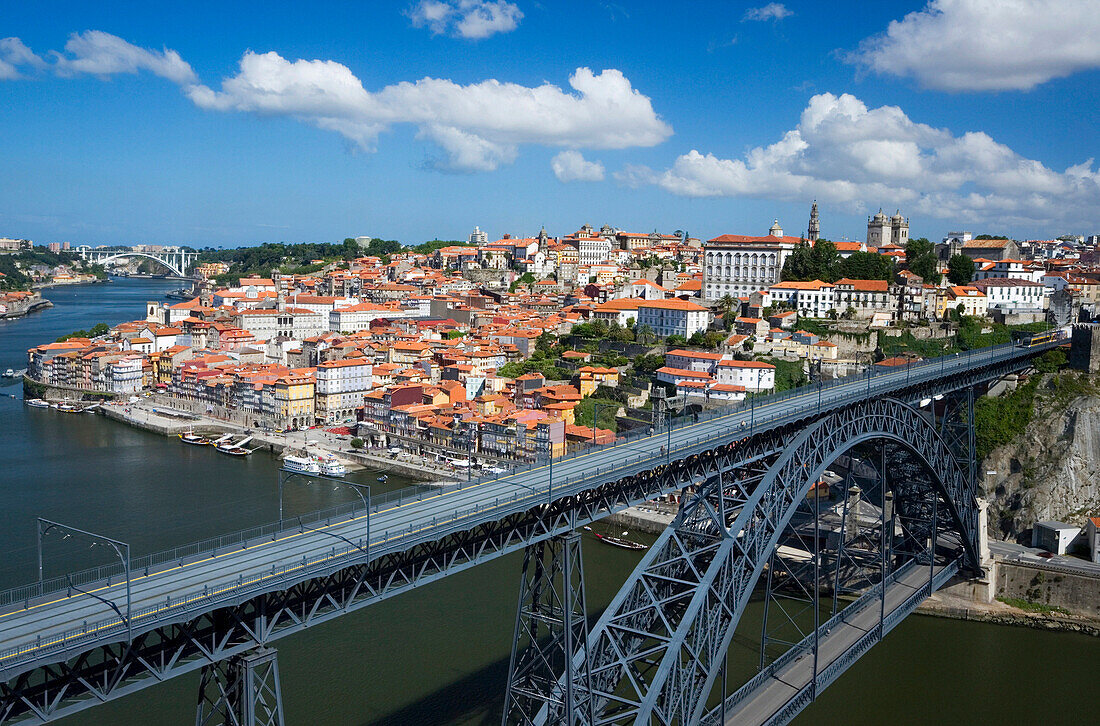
left=982, top=381, right=1100, bottom=540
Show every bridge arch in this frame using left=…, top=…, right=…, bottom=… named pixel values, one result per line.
left=579, top=396, right=978, bottom=726
left=88, top=252, right=189, bottom=277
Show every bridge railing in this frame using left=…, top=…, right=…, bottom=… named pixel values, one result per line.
left=0, top=339, right=1059, bottom=672
left=1, top=338, right=1050, bottom=614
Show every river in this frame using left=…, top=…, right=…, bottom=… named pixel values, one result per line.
left=0, top=279, right=1094, bottom=724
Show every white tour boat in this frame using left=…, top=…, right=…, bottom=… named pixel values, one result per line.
left=282, top=455, right=320, bottom=475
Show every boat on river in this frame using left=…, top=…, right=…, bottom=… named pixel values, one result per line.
left=216, top=436, right=255, bottom=457
left=179, top=430, right=211, bottom=445
left=54, top=402, right=81, bottom=413
left=283, top=455, right=320, bottom=475
left=318, top=456, right=347, bottom=477
left=25, top=398, right=50, bottom=408
left=595, top=533, right=648, bottom=551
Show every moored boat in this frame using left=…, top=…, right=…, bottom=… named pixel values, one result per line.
left=216, top=435, right=254, bottom=457
left=25, top=398, right=50, bottom=408
left=377, top=474, right=389, bottom=483
left=55, top=402, right=81, bottom=413
left=595, top=533, right=648, bottom=551
left=283, top=455, right=320, bottom=474
left=319, top=458, right=347, bottom=477
left=2, top=369, right=13, bottom=378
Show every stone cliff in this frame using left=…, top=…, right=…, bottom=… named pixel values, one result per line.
left=982, top=371, right=1100, bottom=540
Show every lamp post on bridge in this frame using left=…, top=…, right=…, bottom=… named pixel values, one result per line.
left=278, top=470, right=371, bottom=554
left=37, top=518, right=132, bottom=643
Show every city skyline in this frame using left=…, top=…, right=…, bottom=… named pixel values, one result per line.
left=3, top=0, right=1099, bottom=246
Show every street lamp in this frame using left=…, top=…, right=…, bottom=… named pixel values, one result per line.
left=278, top=470, right=371, bottom=554
left=37, top=518, right=132, bottom=643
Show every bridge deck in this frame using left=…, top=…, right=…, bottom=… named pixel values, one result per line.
left=717, top=560, right=957, bottom=726
left=0, top=340, right=1059, bottom=677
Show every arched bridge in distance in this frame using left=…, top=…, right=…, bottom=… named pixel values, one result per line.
left=75, top=246, right=198, bottom=278
left=0, top=332, right=1069, bottom=725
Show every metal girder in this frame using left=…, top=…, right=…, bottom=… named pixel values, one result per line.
left=0, top=429, right=777, bottom=725
left=577, top=397, right=979, bottom=726
left=503, top=532, right=592, bottom=726
left=195, top=648, right=283, bottom=726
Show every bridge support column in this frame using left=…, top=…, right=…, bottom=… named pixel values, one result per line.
left=196, top=647, right=284, bottom=726
left=502, top=531, right=592, bottom=726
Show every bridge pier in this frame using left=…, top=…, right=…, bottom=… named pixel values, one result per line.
left=502, top=531, right=592, bottom=726
left=196, top=647, right=285, bottom=726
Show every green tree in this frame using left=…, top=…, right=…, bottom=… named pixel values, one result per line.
left=905, top=238, right=939, bottom=283
left=781, top=240, right=841, bottom=282
left=946, top=254, right=975, bottom=285
left=632, top=353, right=665, bottom=374
left=636, top=324, right=655, bottom=344
left=974, top=234, right=1008, bottom=240
left=838, top=251, right=894, bottom=281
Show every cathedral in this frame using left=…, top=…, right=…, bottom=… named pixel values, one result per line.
left=866, top=209, right=908, bottom=246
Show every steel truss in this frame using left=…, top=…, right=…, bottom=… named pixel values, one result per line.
left=195, top=648, right=283, bottom=726
left=570, top=397, right=979, bottom=726
left=2, top=344, right=1031, bottom=724
left=0, top=427, right=784, bottom=724
left=503, top=532, right=592, bottom=725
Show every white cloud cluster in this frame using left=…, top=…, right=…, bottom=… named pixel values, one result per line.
left=0, top=37, right=44, bottom=79
left=408, top=0, right=523, bottom=40
left=1, top=31, right=669, bottom=173
left=55, top=30, right=197, bottom=85
left=849, top=0, right=1100, bottom=92
left=186, top=51, right=671, bottom=171
left=551, top=150, right=605, bottom=182
left=742, top=3, right=792, bottom=22
left=0, top=31, right=196, bottom=85
left=644, top=92, right=1100, bottom=229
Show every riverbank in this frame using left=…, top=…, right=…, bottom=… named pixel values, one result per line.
left=0, top=296, right=51, bottom=320
left=916, top=590, right=1100, bottom=636
left=99, top=400, right=456, bottom=482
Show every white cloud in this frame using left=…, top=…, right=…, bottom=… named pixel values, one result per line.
left=551, top=150, right=605, bottom=182
left=51, top=30, right=197, bottom=85
left=742, top=3, right=792, bottom=22
left=0, top=37, right=45, bottom=79
left=408, top=0, right=523, bottom=40
left=647, top=92, right=1100, bottom=230
left=849, top=0, right=1100, bottom=92
left=186, top=52, right=671, bottom=171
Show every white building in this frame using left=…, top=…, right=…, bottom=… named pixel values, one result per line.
left=468, top=226, right=488, bottom=246
left=702, top=220, right=803, bottom=300
left=715, top=359, right=776, bottom=392
left=315, top=358, right=373, bottom=423
left=665, top=349, right=722, bottom=374
left=1032, top=520, right=1081, bottom=555
left=637, top=299, right=711, bottom=339
left=109, top=356, right=144, bottom=394
left=328, top=304, right=406, bottom=332
left=578, top=236, right=614, bottom=266
left=767, top=280, right=836, bottom=318
left=233, top=307, right=326, bottom=342
left=972, top=259, right=1044, bottom=284
left=1088, top=517, right=1100, bottom=564
left=971, top=279, right=1044, bottom=311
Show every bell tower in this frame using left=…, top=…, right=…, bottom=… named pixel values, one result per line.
left=807, top=200, right=820, bottom=243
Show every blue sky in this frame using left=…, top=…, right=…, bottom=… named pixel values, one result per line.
left=2, top=0, right=1098, bottom=247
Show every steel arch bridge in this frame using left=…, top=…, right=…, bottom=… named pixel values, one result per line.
left=75, top=246, right=197, bottom=277
left=0, top=338, right=1065, bottom=725
left=517, top=397, right=977, bottom=726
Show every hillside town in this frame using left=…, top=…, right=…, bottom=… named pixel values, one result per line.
left=22, top=205, right=1100, bottom=465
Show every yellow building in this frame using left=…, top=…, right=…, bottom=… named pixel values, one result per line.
left=275, top=375, right=315, bottom=430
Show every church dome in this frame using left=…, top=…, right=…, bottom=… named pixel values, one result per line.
left=872, top=209, right=886, bottom=223
left=769, top=219, right=784, bottom=237
left=891, top=211, right=904, bottom=222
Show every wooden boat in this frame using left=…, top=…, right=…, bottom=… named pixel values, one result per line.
left=595, top=533, right=648, bottom=551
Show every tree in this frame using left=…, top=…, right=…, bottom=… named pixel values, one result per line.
left=636, top=324, right=655, bottom=344
left=838, top=251, right=894, bottom=281
left=905, top=238, right=939, bottom=284
left=350, top=438, right=364, bottom=449
left=781, top=240, right=841, bottom=282
left=975, top=234, right=1008, bottom=240
left=946, top=254, right=975, bottom=285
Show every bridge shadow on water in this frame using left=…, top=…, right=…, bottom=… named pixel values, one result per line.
left=359, top=656, right=509, bottom=726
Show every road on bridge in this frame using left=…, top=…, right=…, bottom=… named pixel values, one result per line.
left=0, top=339, right=1061, bottom=678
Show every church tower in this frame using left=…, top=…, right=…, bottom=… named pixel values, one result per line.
left=807, top=200, right=820, bottom=243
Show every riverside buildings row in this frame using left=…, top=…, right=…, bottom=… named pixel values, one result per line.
left=25, top=209, right=1100, bottom=459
